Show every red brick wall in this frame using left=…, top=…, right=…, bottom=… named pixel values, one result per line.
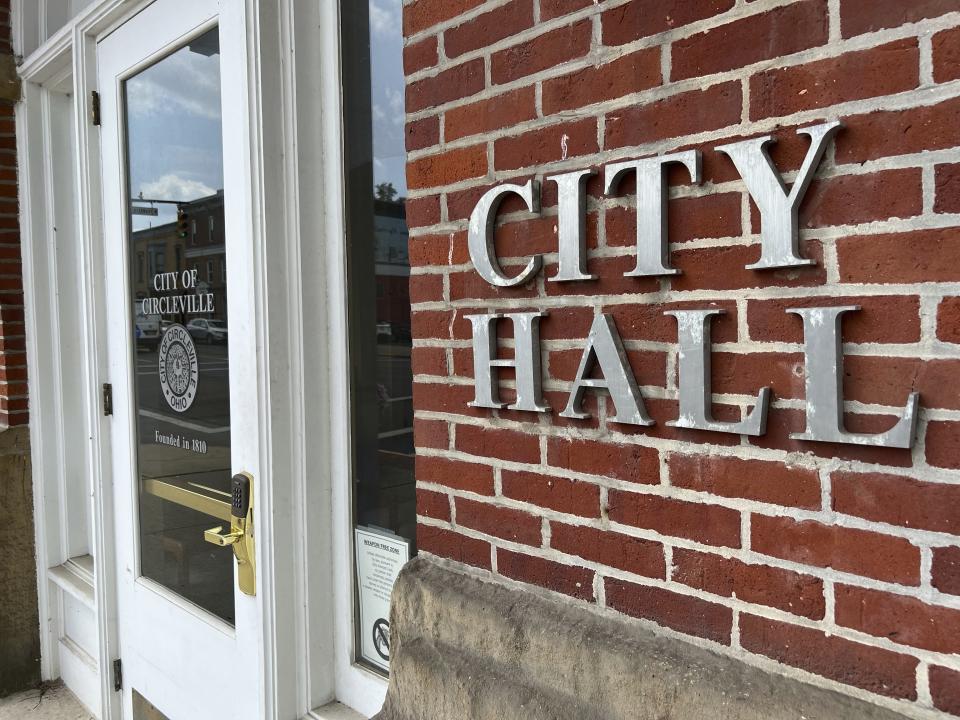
left=0, top=0, right=25, bottom=428
left=404, top=1, right=960, bottom=715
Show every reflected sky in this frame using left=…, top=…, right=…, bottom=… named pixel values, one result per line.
left=126, top=29, right=223, bottom=231
left=369, top=0, right=407, bottom=197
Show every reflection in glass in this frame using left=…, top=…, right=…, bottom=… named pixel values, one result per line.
left=343, top=0, right=416, bottom=670
left=125, top=28, right=235, bottom=623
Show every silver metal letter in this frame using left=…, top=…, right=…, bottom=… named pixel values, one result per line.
left=468, top=180, right=542, bottom=287
left=666, top=309, right=769, bottom=436
left=547, top=168, right=596, bottom=282
left=604, top=151, right=701, bottom=277
left=560, top=314, right=653, bottom=426
left=715, top=121, right=842, bottom=270
left=788, top=306, right=919, bottom=448
left=466, top=311, right=549, bottom=413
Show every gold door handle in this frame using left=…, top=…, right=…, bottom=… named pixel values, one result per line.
left=203, top=525, right=242, bottom=546
left=203, top=472, right=256, bottom=596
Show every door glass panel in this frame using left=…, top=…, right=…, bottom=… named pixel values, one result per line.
left=124, top=27, right=234, bottom=623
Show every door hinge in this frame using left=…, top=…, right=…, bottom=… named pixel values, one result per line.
left=102, top=383, right=113, bottom=416
left=90, top=90, right=101, bottom=126
left=112, top=658, right=122, bottom=692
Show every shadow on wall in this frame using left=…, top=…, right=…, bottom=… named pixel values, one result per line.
left=0, top=427, right=39, bottom=697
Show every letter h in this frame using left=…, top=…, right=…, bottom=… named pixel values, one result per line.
left=465, top=312, right=549, bottom=413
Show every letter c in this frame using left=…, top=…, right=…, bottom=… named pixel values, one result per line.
left=468, top=180, right=542, bottom=287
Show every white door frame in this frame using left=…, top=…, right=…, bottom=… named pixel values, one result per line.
left=15, top=0, right=390, bottom=717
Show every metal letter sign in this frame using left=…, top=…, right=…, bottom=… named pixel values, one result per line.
left=605, top=151, right=701, bottom=277
left=788, top=306, right=919, bottom=448
left=468, top=180, right=541, bottom=287
left=715, top=121, right=842, bottom=270
left=460, top=118, right=920, bottom=449
left=667, top=309, right=769, bottom=436
left=465, top=312, right=549, bottom=413
left=560, top=315, right=653, bottom=426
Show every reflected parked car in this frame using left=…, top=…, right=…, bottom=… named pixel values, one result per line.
left=135, top=309, right=161, bottom=350
left=186, top=318, right=228, bottom=344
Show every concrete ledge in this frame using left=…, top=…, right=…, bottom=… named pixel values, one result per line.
left=374, top=556, right=907, bottom=720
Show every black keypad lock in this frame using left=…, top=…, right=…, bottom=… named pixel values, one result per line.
left=231, top=474, right=251, bottom=519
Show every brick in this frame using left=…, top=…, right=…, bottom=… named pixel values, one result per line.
left=444, top=0, right=534, bottom=59
left=542, top=47, right=662, bottom=114
left=931, top=665, right=960, bottom=716
left=454, top=424, right=541, bottom=464
left=404, top=0, right=486, bottom=34
left=411, top=311, right=452, bottom=340
left=449, top=267, right=538, bottom=301
left=552, top=523, right=666, bottom=578
left=414, top=418, right=448, bottom=450
left=412, top=346, right=447, bottom=376
left=840, top=0, right=960, bottom=38
left=417, top=455, right=494, bottom=495
left=750, top=39, right=919, bottom=120
left=751, top=407, right=914, bottom=468
left=403, top=35, right=438, bottom=74
left=670, top=242, right=826, bottom=292
left=668, top=454, right=820, bottom=509
left=409, top=273, right=443, bottom=304
left=606, top=81, right=742, bottom=148
left=747, top=296, right=920, bottom=344
left=843, top=355, right=960, bottom=410
left=540, top=0, right=592, bottom=21
left=494, top=117, right=598, bottom=171
left=405, top=195, right=441, bottom=229
left=606, top=192, right=741, bottom=248
left=672, top=548, right=825, bottom=620
left=491, top=20, right=592, bottom=84
left=455, top=497, right=542, bottom=545
left=417, top=488, right=451, bottom=521
left=601, top=0, right=735, bottom=47
left=932, top=546, right=960, bottom=596
left=935, top=163, right=960, bottom=214
left=934, top=26, right=960, bottom=83
left=445, top=87, right=537, bottom=142
left=543, top=255, right=660, bottom=297
left=409, top=231, right=459, bottom=267
left=407, top=143, right=487, bottom=190
left=796, top=168, right=923, bottom=229
left=838, top=229, right=960, bottom=284
left=836, top=96, right=960, bottom=164
left=609, top=491, right=741, bottom=548
left=833, top=471, right=960, bottom=535
left=672, top=1, right=828, bottom=81
left=607, top=300, right=737, bottom=344
left=405, top=115, right=440, bottom=152
left=497, top=548, right=594, bottom=601
left=418, top=525, right=491, bottom=569
left=751, top=515, right=920, bottom=585
left=501, top=470, right=600, bottom=518
left=927, top=421, right=960, bottom=470
left=539, top=306, right=595, bottom=340
left=605, top=576, right=733, bottom=644
left=836, top=584, right=960, bottom=654
left=406, top=58, right=485, bottom=113
left=740, top=614, right=918, bottom=700
left=547, top=437, right=659, bottom=484
left=711, top=351, right=805, bottom=400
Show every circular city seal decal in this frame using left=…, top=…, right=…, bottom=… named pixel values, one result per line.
left=158, top=324, right=199, bottom=413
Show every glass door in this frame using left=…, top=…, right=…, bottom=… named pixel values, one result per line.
left=98, top=1, right=263, bottom=717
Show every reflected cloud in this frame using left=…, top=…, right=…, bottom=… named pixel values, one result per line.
left=141, top=173, right=216, bottom=202
left=369, top=1, right=398, bottom=37
left=127, top=46, right=221, bottom=121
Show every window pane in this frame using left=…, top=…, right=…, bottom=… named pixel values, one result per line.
left=341, top=0, right=415, bottom=673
